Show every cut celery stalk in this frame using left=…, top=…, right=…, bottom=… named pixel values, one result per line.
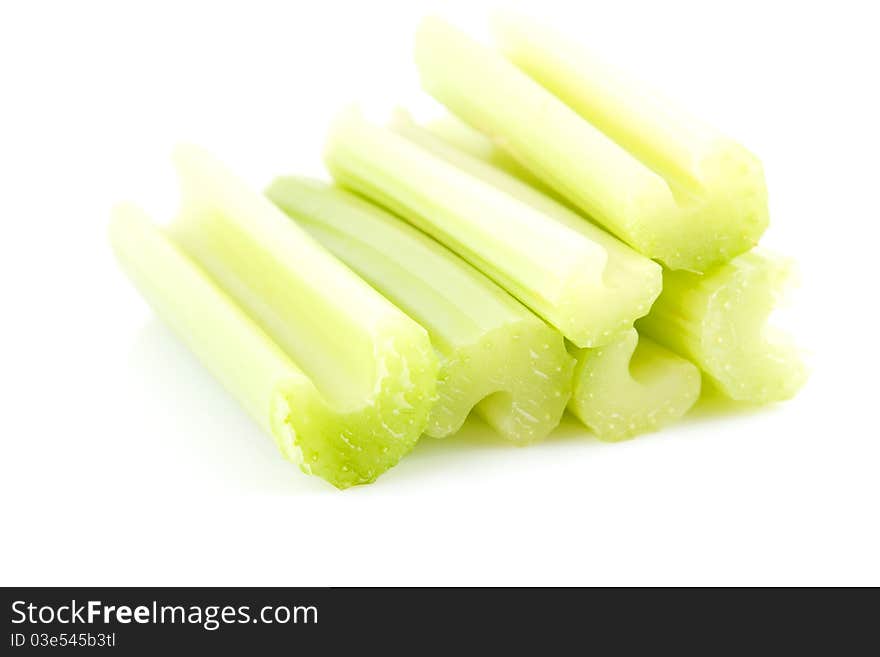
left=415, top=17, right=768, bottom=272
left=325, top=109, right=660, bottom=348
left=394, top=114, right=701, bottom=437
left=637, top=251, right=807, bottom=403
left=568, top=329, right=701, bottom=441
left=390, top=109, right=661, bottom=332
left=110, top=146, right=437, bottom=489
left=267, top=178, right=574, bottom=442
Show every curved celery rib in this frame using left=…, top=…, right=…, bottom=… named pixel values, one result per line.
left=391, top=110, right=661, bottom=337
left=415, top=16, right=768, bottom=272
left=110, top=147, right=437, bottom=489
left=267, top=178, right=574, bottom=442
left=325, top=110, right=658, bottom=348
left=568, top=329, right=701, bottom=441
left=637, top=251, right=808, bottom=403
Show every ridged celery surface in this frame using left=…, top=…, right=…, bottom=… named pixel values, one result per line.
left=637, top=251, right=807, bottom=403
left=415, top=17, right=768, bottom=273
left=267, top=179, right=574, bottom=442
left=422, top=113, right=559, bottom=200
left=110, top=146, right=437, bottom=489
left=568, top=329, right=701, bottom=441
left=325, top=110, right=660, bottom=348
left=422, top=113, right=580, bottom=210
left=390, top=110, right=661, bottom=334
left=395, top=114, right=700, bottom=438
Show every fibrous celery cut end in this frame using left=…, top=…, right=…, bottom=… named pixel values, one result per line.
left=267, top=178, right=574, bottom=443
left=625, top=141, right=769, bottom=272
left=437, top=318, right=574, bottom=443
left=568, top=329, right=701, bottom=441
left=112, top=148, right=438, bottom=489
left=269, top=325, right=437, bottom=488
left=637, top=250, right=808, bottom=404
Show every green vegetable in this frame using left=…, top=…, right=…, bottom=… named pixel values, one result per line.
left=326, top=109, right=661, bottom=348
left=110, top=146, right=437, bottom=488
left=404, top=110, right=806, bottom=407
left=391, top=109, right=661, bottom=328
left=394, top=111, right=702, bottom=438
left=267, top=178, right=574, bottom=442
left=568, top=329, right=701, bottom=441
left=415, top=16, right=768, bottom=272
left=637, top=251, right=807, bottom=403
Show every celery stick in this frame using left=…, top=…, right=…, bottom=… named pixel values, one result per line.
left=325, top=110, right=660, bottom=348
left=390, top=109, right=661, bottom=329
left=267, top=178, right=574, bottom=442
left=567, top=329, right=700, bottom=441
left=394, top=114, right=700, bottom=437
left=636, top=251, right=807, bottom=403
left=110, top=146, right=437, bottom=489
left=415, top=17, right=768, bottom=272
left=426, top=113, right=802, bottom=406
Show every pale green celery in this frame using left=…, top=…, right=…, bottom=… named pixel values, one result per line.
left=636, top=251, right=808, bottom=403
left=391, top=109, right=661, bottom=332
left=325, top=109, right=659, bottom=348
left=568, top=329, right=701, bottom=441
left=110, top=146, right=437, bottom=489
left=422, top=113, right=561, bottom=200
left=266, top=178, right=574, bottom=442
left=415, top=16, right=768, bottom=272
left=395, top=116, right=703, bottom=435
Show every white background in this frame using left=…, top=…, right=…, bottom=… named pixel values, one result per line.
left=1, top=0, right=878, bottom=586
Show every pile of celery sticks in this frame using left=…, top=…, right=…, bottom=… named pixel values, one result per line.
left=111, top=15, right=807, bottom=488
